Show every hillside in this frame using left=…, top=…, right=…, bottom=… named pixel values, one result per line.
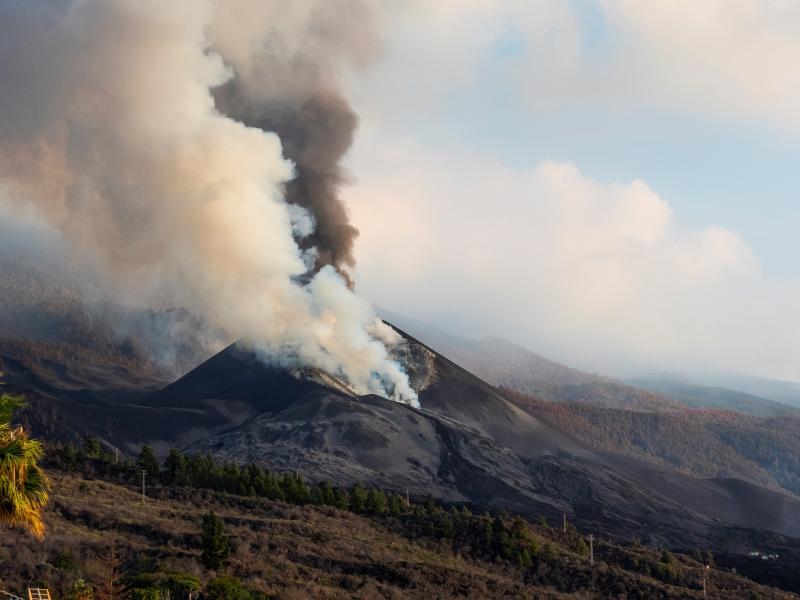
left=506, top=389, right=800, bottom=497
left=0, top=230, right=217, bottom=377
left=0, top=456, right=794, bottom=599
left=379, top=313, right=683, bottom=412
left=5, top=299, right=800, bottom=586
left=628, top=378, right=799, bottom=417
left=698, top=372, right=800, bottom=410
left=7, top=325, right=800, bottom=557
left=380, top=315, right=800, bottom=498
left=383, top=313, right=800, bottom=416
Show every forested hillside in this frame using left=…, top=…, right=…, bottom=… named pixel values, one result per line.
left=506, top=388, right=800, bottom=496
left=0, top=444, right=791, bottom=599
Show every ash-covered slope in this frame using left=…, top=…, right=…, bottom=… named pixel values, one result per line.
left=155, top=327, right=800, bottom=552
left=10, top=319, right=800, bottom=551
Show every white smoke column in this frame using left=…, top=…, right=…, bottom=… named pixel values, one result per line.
left=0, top=0, right=417, bottom=405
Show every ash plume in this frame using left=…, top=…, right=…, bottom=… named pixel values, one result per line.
left=0, top=0, right=417, bottom=404
left=209, top=0, right=379, bottom=281
left=215, top=87, right=360, bottom=281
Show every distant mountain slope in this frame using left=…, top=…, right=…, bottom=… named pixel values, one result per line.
left=381, top=314, right=800, bottom=498
left=380, top=312, right=800, bottom=417
left=628, top=378, right=798, bottom=416
left=504, top=388, right=776, bottom=488
left=0, top=229, right=218, bottom=376
left=506, top=388, right=800, bottom=497
left=0, top=338, right=173, bottom=450
left=379, top=312, right=683, bottom=412
left=693, top=373, right=800, bottom=411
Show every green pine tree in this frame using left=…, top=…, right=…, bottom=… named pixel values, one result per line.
left=389, top=493, right=404, bottom=516
left=350, top=482, right=368, bottom=513
left=367, top=488, right=388, bottom=515
left=492, top=516, right=513, bottom=559
left=136, top=444, right=159, bottom=479
left=164, top=448, right=188, bottom=485
left=200, top=510, right=230, bottom=570
left=82, top=437, right=103, bottom=459
left=319, top=480, right=336, bottom=505
left=516, top=546, right=533, bottom=570
left=334, top=488, right=350, bottom=511
left=482, top=519, right=494, bottom=555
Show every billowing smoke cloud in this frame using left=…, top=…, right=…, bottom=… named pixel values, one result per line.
left=0, top=0, right=417, bottom=404
left=215, top=85, right=360, bottom=280
left=210, top=1, right=379, bottom=279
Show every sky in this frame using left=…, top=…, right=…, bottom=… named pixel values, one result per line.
left=340, top=0, right=800, bottom=380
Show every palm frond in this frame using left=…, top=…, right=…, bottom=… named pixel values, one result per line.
left=0, top=393, right=24, bottom=425
left=0, top=392, right=50, bottom=539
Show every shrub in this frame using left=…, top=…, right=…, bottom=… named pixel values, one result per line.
left=205, top=575, right=253, bottom=600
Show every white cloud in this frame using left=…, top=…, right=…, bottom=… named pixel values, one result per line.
left=347, top=0, right=580, bottom=129
left=357, top=1, right=800, bottom=133
left=346, top=137, right=798, bottom=379
left=336, top=1, right=800, bottom=380
left=509, top=0, right=800, bottom=132
left=598, top=0, right=800, bottom=129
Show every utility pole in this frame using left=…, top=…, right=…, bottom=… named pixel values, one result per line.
left=141, top=470, right=147, bottom=504
left=703, top=564, right=709, bottom=598
left=114, top=448, right=118, bottom=464
left=562, top=513, right=567, bottom=534
left=588, top=534, right=594, bottom=566
left=405, top=488, right=410, bottom=508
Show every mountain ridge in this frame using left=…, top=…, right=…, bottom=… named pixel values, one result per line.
left=141, top=330, right=800, bottom=553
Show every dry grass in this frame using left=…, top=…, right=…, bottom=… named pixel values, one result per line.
left=0, top=473, right=791, bottom=599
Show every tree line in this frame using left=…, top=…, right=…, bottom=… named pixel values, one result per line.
left=47, top=437, right=717, bottom=595
left=49, top=439, right=571, bottom=570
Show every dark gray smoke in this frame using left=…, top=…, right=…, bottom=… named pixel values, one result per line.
left=215, top=86, right=360, bottom=281
left=207, top=0, right=381, bottom=283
